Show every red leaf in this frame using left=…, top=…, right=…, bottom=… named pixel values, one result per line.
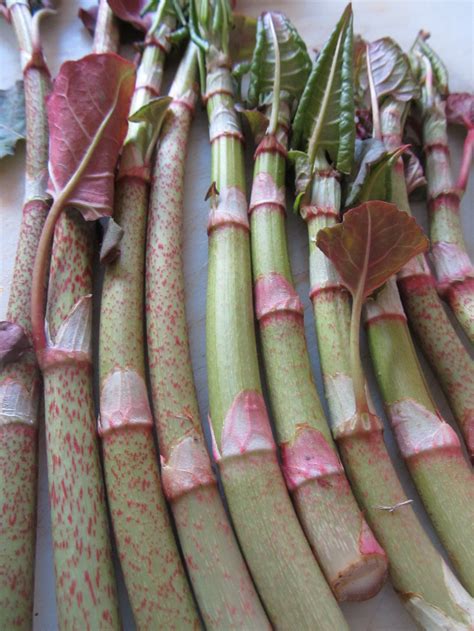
left=316, top=201, right=429, bottom=300
left=446, top=92, right=474, bottom=130
left=0, top=321, right=30, bottom=365
left=107, top=0, right=151, bottom=32
left=47, top=53, right=135, bottom=220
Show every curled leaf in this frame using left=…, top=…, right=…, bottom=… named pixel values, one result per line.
left=316, top=201, right=429, bottom=300
left=358, top=38, right=419, bottom=104
left=107, top=0, right=152, bottom=31
left=237, top=107, right=268, bottom=144
left=78, top=6, right=97, bottom=36
left=292, top=4, right=354, bottom=173
left=404, top=148, right=426, bottom=195
left=47, top=53, right=135, bottom=220
left=446, top=93, right=474, bottom=130
left=247, top=11, right=310, bottom=109
left=287, top=149, right=311, bottom=212
left=100, top=217, right=124, bottom=263
left=345, top=139, right=407, bottom=207
left=128, top=95, right=171, bottom=124
left=411, top=32, right=448, bottom=96
left=0, top=81, right=26, bottom=159
left=0, top=322, right=30, bottom=365
left=355, top=108, right=372, bottom=140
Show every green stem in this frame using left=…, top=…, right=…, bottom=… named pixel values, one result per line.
left=302, top=167, right=474, bottom=627
left=0, top=2, right=51, bottom=626
left=203, top=18, right=347, bottom=627
left=350, top=287, right=369, bottom=414
left=98, top=13, right=199, bottom=630
left=145, top=43, right=269, bottom=629
left=250, top=108, right=387, bottom=600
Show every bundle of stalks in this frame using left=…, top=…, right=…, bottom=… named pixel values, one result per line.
left=194, top=0, right=348, bottom=627
left=145, top=40, right=269, bottom=629
left=355, top=38, right=474, bottom=594
left=292, top=6, right=474, bottom=627
left=245, top=10, right=387, bottom=602
left=98, top=1, right=200, bottom=627
left=357, top=37, right=474, bottom=463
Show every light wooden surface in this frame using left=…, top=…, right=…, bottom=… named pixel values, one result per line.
left=0, top=2, right=472, bottom=629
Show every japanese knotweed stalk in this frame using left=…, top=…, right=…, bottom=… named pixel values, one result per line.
left=247, top=11, right=386, bottom=602
left=414, top=33, right=474, bottom=342
left=30, top=5, right=125, bottom=628
left=305, top=159, right=474, bottom=627
left=98, top=5, right=199, bottom=629
left=356, top=58, right=474, bottom=591
left=381, top=101, right=474, bottom=459
left=0, top=2, right=51, bottom=628
left=145, top=41, right=269, bottom=629
left=195, top=2, right=347, bottom=628
left=380, top=97, right=474, bottom=464
left=292, top=6, right=474, bottom=627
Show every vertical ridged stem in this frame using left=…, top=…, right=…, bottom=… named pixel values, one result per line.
left=145, top=43, right=269, bottom=629
left=421, top=98, right=474, bottom=341
left=93, top=0, right=119, bottom=54
left=205, top=52, right=347, bottom=628
left=250, top=110, right=387, bottom=601
left=381, top=99, right=474, bottom=463
left=39, top=5, right=121, bottom=626
left=305, top=169, right=474, bottom=626
left=0, top=2, right=50, bottom=627
left=98, top=15, right=199, bottom=630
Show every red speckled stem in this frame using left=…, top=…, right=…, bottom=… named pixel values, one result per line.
left=421, top=98, right=474, bottom=341
left=380, top=99, right=474, bottom=463
left=145, top=43, right=269, bottom=629
left=250, top=107, right=387, bottom=601
left=43, top=211, right=119, bottom=629
left=303, top=158, right=474, bottom=627
left=37, top=6, right=122, bottom=627
left=0, top=2, right=50, bottom=628
left=98, top=18, right=199, bottom=630
left=203, top=36, right=347, bottom=627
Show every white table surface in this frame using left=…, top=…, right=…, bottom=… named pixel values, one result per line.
left=1, top=1, right=473, bottom=629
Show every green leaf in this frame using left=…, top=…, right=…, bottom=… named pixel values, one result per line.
left=411, top=32, right=449, bottom=96
left=247, top=11, right=310, bottom=109
left=288, top=149, right=311, bottom=212
left=357, top=38, right=420, bottom=104
left=238, top=108, right=268, bottom=143
left=316, top=201, right=429, bottom=300
left=345, top=138, right=406, bottom=207
left=0, top=81, right=26, bottom=159
left=292, top=4, right=354, bottom=174
left=128, top=95, right=172, bottom=165
left=129, top=95, right=172, bottom=125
